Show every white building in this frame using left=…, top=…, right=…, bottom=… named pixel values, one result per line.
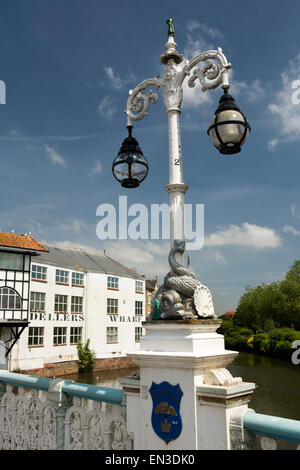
left=9, top=243, right=146, bottom=375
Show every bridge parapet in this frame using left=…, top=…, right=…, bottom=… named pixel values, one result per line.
left=0, top=370, right=132, bottom=450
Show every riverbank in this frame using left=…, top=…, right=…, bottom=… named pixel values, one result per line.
left=219, top=318, right=300, bottom=363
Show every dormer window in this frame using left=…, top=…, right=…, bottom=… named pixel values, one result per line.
left=0, top=252, right=24, bottom=271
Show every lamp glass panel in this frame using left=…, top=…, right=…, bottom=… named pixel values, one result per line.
left=217, top=110, right=246, bottom=143
left=113, top=162, right=130, bottom=181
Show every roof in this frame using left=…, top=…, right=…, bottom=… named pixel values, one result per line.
left=0, top=232, right=48, bottom=252
left=146, top=279, right=158, bottom=291
left=224, top=311, right=236, bottom=318
left=34, top=244, right=144, bottom=279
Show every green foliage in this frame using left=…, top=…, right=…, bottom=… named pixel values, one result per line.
left=222, top=323, right=300, bottom=362
left=233, top=259, right=300, bottom=331
left=77, top=339, right=96, bottom=373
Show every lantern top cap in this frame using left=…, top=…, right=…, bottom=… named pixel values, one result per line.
left=117, top=125, right=143, bottom=156
left=215, top=88, right=241, bottom=114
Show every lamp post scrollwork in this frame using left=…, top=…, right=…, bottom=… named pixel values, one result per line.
left=112, top=19, right=251, bottom=321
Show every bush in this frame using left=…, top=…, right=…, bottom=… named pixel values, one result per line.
left=274, top=340, right=293, bottom=360
left=77, top=339, right=96, bottom=373
left=238, top=327, right=253, bottom=337
left=225, top=334, right=249, bottom=351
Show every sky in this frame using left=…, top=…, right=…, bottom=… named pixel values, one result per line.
left=1, top=0, right=300, bottom=314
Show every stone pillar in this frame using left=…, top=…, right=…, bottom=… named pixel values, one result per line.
left=124, top=320, right=255, bottom=450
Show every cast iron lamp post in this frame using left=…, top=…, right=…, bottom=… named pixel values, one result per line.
left=112, top=19, right=250, bottom=320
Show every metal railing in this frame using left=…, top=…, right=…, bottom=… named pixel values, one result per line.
left=231, top=409, right=300, bottom=450
left=0, top=370, right=133, bottom=450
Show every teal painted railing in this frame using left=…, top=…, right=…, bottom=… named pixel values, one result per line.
left=0, top=370, right=131, bottom=450
left=0, top=370, right=124, bottom=404
left=244, top=410, right=300, bottom=444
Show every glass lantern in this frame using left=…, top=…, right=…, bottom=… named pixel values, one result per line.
left=207, top=88, right=251, bottom=155
left=112, top=126, right=149, bottom=188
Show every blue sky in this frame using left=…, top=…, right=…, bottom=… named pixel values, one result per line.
left=1, top=0, right=300, bottom=313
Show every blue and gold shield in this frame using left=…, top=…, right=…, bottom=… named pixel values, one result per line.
left=149, top=381, right=183, bottom=444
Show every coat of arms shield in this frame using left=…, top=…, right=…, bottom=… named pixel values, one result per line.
left=149, top=381, right=183, bottom=444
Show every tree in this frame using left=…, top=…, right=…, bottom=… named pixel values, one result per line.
left=234, top=260, right=300, bottom=331
left=77, top=339, right=96, bottom=373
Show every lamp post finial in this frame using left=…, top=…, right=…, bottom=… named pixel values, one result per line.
left=166, top=18, right=175, bottom=36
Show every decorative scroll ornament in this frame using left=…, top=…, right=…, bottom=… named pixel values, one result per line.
left=260, top=436, right=278, bottom=450
left=40, top=401, right=57, bottom=450
left=27, top=390, right=41, bottom=450
left=181, top=48, right=231, bottom=92
left=88, top=401, right=104, bottom=450
left=126, top=78, right=161, bottom=124
left=203, top=369, right=242, bottom=386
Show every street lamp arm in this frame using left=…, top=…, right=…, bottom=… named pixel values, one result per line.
left=179, top=47, right=231, bottom=92
left=126, top=77, right=163, bottom=126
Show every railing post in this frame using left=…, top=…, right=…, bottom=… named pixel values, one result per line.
left=48, top=378, right=72, bottom=450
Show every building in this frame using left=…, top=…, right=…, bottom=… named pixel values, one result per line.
left=8, top=243, right=146, bottom=376
left=0, top=232, right=48, bottom=370
left=145, top=277, right=159, bottom=319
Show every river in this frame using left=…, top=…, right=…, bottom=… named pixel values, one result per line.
left=64, top=352, right=300, bottom=422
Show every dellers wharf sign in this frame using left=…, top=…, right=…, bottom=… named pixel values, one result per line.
left=109, top=315, right=142, bottom=323
left=30, top=313, right=84, bottom=322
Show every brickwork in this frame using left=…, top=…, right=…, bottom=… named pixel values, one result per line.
left=15, top=356, right=135, bottom=378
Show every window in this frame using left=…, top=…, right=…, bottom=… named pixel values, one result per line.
left=28, top=327, right=44, bottom=346
left=107, top=298, right=118, bottom=315
left=107, top=276, right=119, bottom=289
left=147, top=293, right=152, bottom=305
left=31, top=265, right=47, bottom=281
left=53, top=327, right=67, bottom=345
left=0, top=287, right=21, bottom=310
left=0, top=252, right=24, bottom=271
left=135, top=280, right=144, bottom=293
left=72, top=272, right=84, bottom=287
left=56, top=269, right=69, bottom=284
left=106, top=327, right=118, bottom=343
left=70, top=327, right=82, bottom=345
left=135, top=301, right=143, bottom=316
left=135, top=327, right=143, bottom=342
left=30, top=292, right=45, bottom=312
left=71, top=296, right=83, bottom=314
left=54, top=294, right=68, bottom=314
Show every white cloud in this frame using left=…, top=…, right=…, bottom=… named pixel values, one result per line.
left=291, top=204, right=296, bottom=216
left=44, top=144, right=66, bottom=166
left=229, top=73, right=265, bottom=104
left=283, top=225, right=300, bottom=236
left=103, top=240, right=169, bottom=277
left=267, top=138, right=279, bottom=152
left=104, top=66, right=135, bottom=90
left=205, top=222, right=281, bottom=249
left=59, top=219, right=94, bottom=235
left=268, top=54, right=300, bottom=146
left=98, top=95, right=116, bottom=119
left=91, top=160, right=102, bottom=176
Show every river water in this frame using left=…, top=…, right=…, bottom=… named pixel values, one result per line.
left=64, top=352, right=300, bottom=421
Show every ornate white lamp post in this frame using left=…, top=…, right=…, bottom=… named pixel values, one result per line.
left=113, top=19, right=250, bottom=321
